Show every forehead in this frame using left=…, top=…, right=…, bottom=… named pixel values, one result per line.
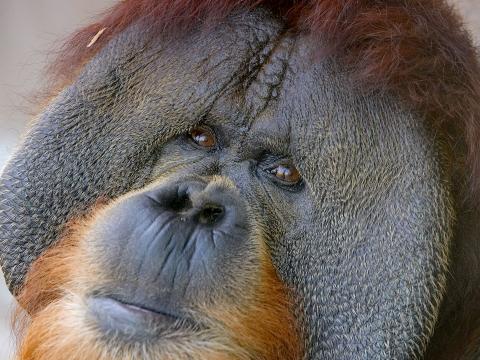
left=80, top=10, right=321, bottom=132
left=73, top=7, right=415, bottom=171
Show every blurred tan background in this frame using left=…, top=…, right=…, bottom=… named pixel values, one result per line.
left=0, top=1, right=479, bottom=359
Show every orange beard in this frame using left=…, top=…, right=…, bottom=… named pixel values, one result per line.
left=12, top=211, right=301, bottom=360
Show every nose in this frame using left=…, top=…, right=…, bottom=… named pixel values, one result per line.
left=87, top=178, right=254, bottom=333
left=139, top=180, right=249, bottom=276
left=94, top=177, right=251, bottom=308
left=152, top=181, right=226, bottom=226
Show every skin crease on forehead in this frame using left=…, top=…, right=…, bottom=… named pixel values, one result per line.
left=0, top=8, right=453, bottom=359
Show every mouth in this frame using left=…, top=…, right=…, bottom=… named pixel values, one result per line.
left=87, top=296, right=199, bottom=340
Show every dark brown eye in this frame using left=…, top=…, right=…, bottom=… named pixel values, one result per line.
left=189, top=126, right=216, bottom=148
left=270, top=163, right=302, bottom=184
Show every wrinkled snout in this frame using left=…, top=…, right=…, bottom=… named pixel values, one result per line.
left=86, top=177, right=257, bottom=324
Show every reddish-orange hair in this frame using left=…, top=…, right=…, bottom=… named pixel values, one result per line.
left=49, top=0, right=480, bottom=201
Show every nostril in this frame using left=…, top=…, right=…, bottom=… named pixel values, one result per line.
left=169, top=192, right=192, bottom=213
left=197, top=204, right=225, bottom=225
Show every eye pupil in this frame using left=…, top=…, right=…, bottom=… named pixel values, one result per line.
left=190, top=127, right=216, bottom=148
left=272, top=163, right=301, bottom=184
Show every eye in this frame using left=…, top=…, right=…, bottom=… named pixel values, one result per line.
left=189, top=126, right=216, bottom=149
left=269, top=162, right=302, bottom=184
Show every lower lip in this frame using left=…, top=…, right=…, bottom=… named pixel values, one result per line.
left=87, top=297, right=179, bottom=339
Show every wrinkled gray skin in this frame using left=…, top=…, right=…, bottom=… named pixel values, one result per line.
left=0, top=9, right=453, bottom=359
